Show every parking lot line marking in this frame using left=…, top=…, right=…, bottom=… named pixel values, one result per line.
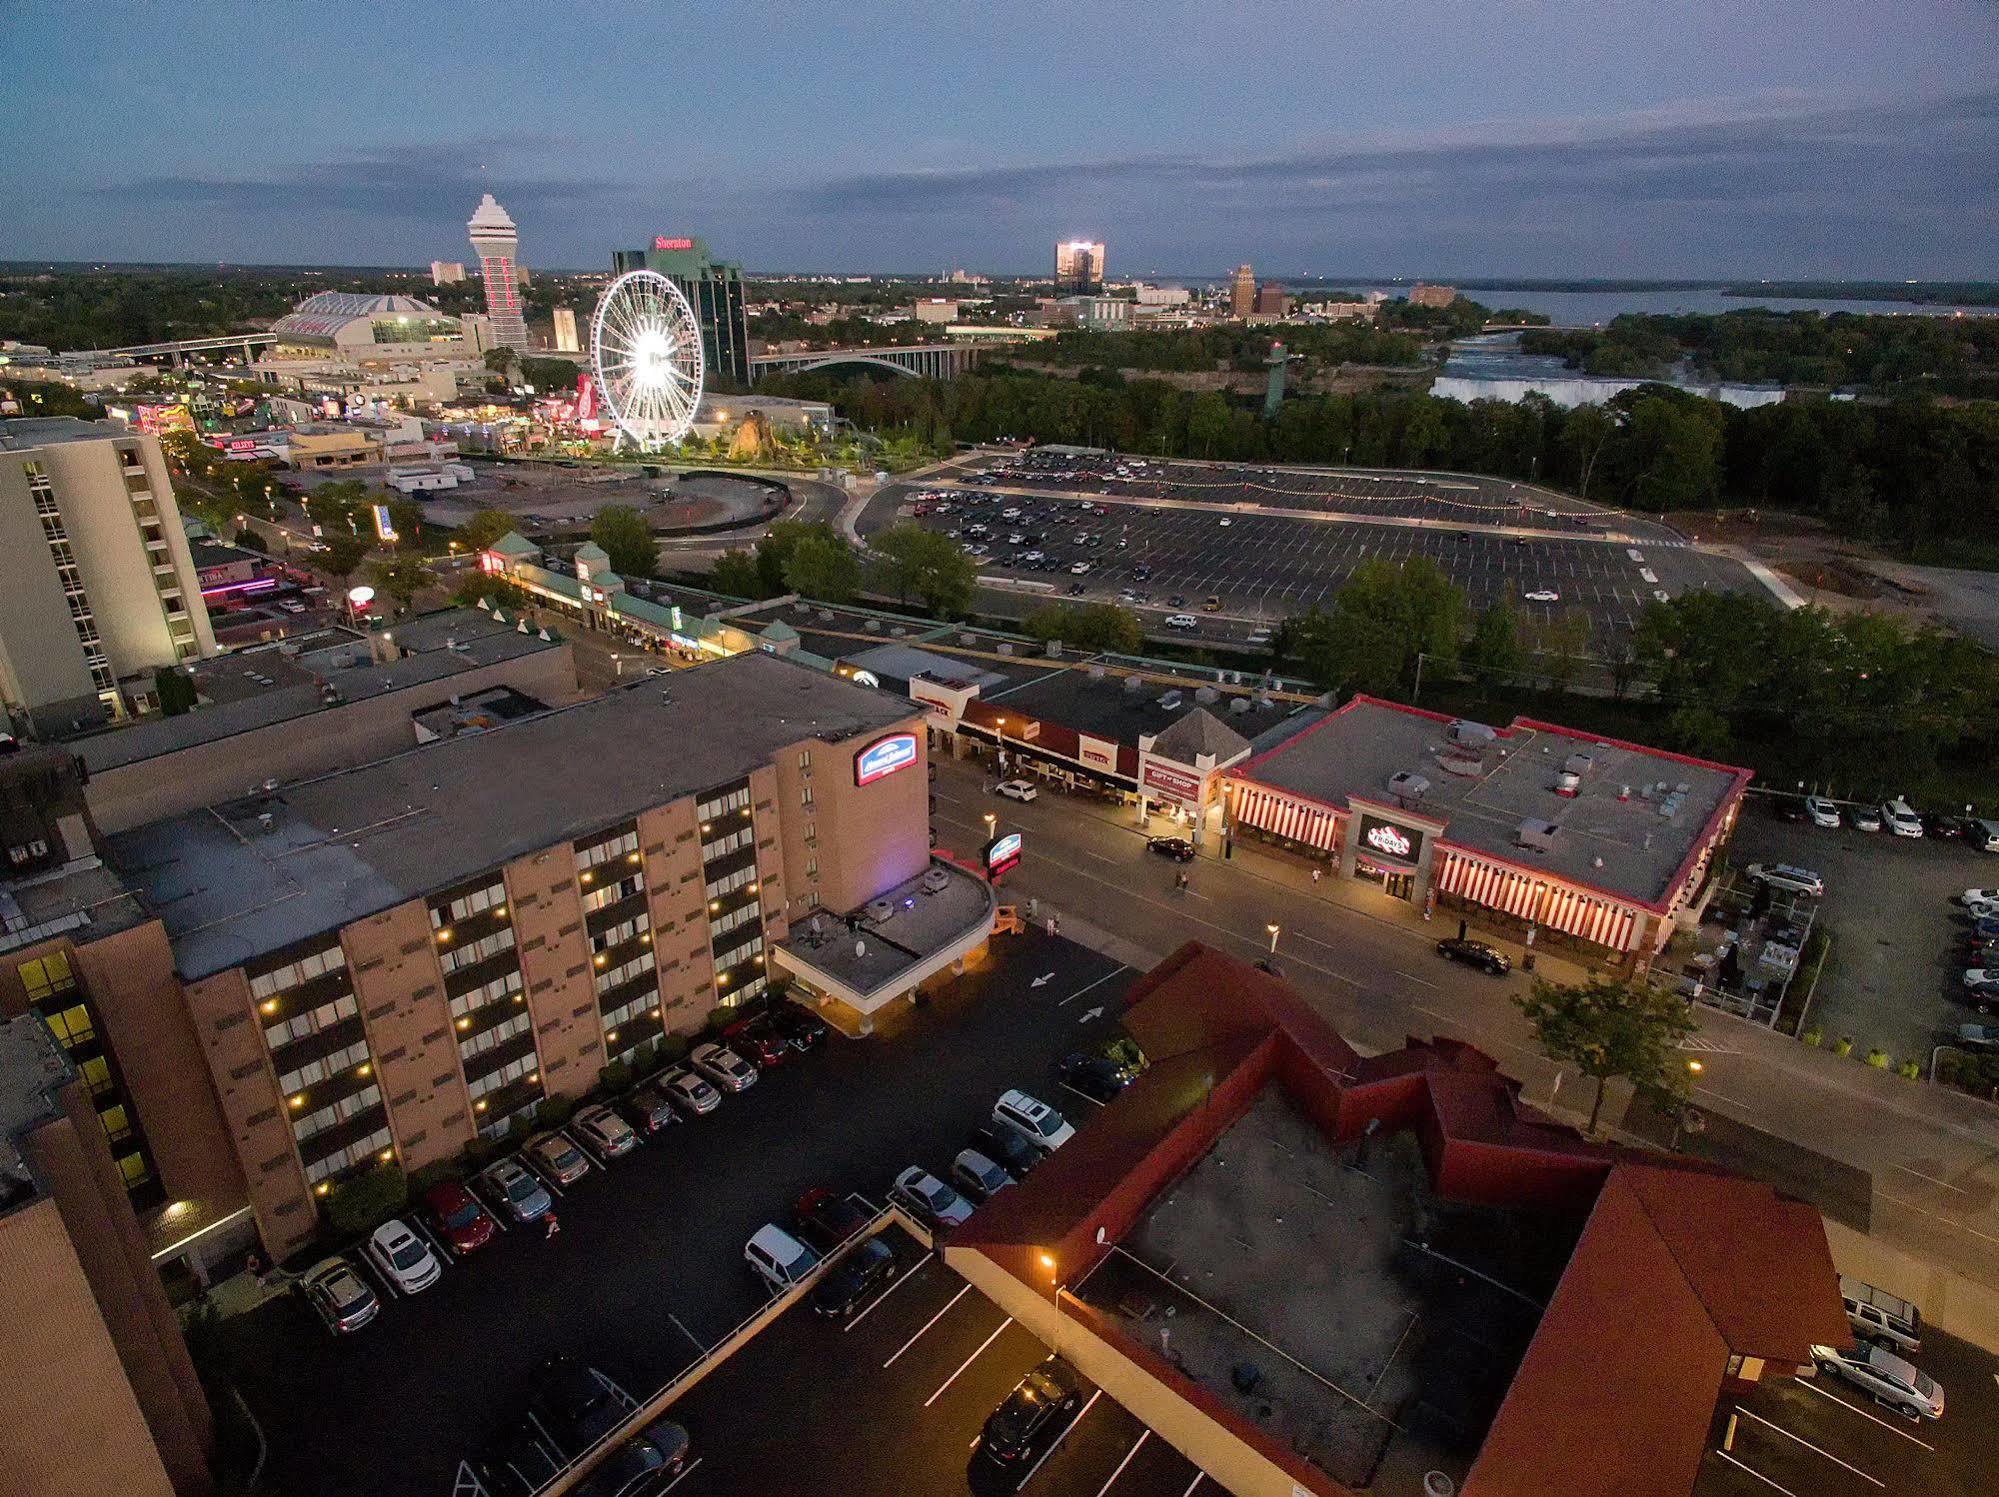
left=1733, top=1406, right=1882, bottom=1487
left=668, top=1312, right=706, bottom=1355
left=1874, top=1190, right=1999, bottom=1251
left=845, top=1251, right=933, bottom=1333
left=1393, top=970, right=1439, bottom=990
left=1017, top=1388, right=1101, bottom=1491
left=1059, top=967, right=1128, bottom=1007
left=1890, top=1163, right=1967, bottom=1194
left=1094, top=1429, right=1150, bottom=1495
left=1179, top=1475, right=1205, bottom=1496
left=1791, top=1376, right=1935, bottom=1450
left=658, top=1457, right=702, bottom=1491
left=1713, top=1449, right=1798, bottom=1495
left=925, top=1317, right=1014, bottom=1408
left=885, top=1282, right=973, bottom=1368
left=1061, top=1082, right=1106, bottom=1108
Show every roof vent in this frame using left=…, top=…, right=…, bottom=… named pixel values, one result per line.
left=1562, top=752, right=1595, bottom=776
left=1194, top=686, right=1218, bottom=705
left=1387, top=770, right=1430, bottom=802
left=1448, top=719, right=1496, bottom=749
left=1156, top=690, right=1183, bottom=711
left=864, top=898, right=894, bottom=923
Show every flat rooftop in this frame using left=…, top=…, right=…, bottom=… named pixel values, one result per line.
left=777, top=858, right=994, bottom=1000
left=110, top=651, right=913, bottom=979
left=1074, top=1091, right=1561, bottom=1493
left=1240, top=697, right=1748, bottom=907
left=982, top=663, right=1288, bottom=751
left=72, top=608, right=559, bottom=772
left=0, top=416, right=125, bottom=450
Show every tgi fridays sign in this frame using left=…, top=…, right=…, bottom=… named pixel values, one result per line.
left=1141, top=759, right=1204, bottom=809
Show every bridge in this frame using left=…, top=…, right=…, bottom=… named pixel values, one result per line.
left=750, top=342, right=1003, bottom=382
left=76, top=332, right=278, bottom=364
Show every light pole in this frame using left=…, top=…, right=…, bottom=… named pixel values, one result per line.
left=1266, top=922, right=1281, bottom=954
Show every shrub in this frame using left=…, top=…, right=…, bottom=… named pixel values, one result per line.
left=658, top=1032, right=691, bottom=1064
left=1864, top=1047, right=1889, bottom=1068
left=406, top=1160, right=459, bottom=1197
left=598, top=1059, right=633, bottom=1094
left=1800, top=1026, right=1823, bottom=1048
left=1897, top=1059, right=1922, bottom=1080
left=534, top=1095, right=578, bottom=1129
left=1833, top=1035, right=1854, bottom=1058
left=325, top=1165, right=407, bottom=1238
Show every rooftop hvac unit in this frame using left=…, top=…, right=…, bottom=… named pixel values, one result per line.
left=1124, top=675, right=1146, bottom=694
left=1553, top=772, right=1581, bottom=798
left=1387, top=770, right=1431, bottom=801
left=921, top=866, right=950, bottom=894
left=1087, top=664, right=1105, bottom=681
left=865, top=619, right=881, bottom=632
left=1229, top=697, right=1252, bottom=715
left=818, top=610, right=833, bottom=622
left=864, top=898, right=894, bottom=923
left=1563, top=752, right=1595, bottom=776
left=997, top=642, right=1013, bottom=655
left=1514, top=818, right=1560, bottom=853
left=1448, top=719, right=1497, bottom=749
left=1194, top=686, right=1218, bottom=705
left=1156, top=690, right=1183, bottom=711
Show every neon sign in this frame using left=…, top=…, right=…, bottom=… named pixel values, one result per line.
left=1364, top=823, right=1412, bottom=859
left=653, top=236, right=693, bottom=251
left=985, top=832, right=1023, bottom=878
left=854, top=732, right=919, bottom=786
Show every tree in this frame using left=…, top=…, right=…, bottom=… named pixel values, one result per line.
left=325, top=1164, right=408, bottom=1238
left=1514, top=975, right=1698, bottom=1134
left=782, top=529, right=861, bottom=602
left=454, top=508, right=520, bottom=554
left=710, top=548, right=765, bottom=598
left=590, top=505, right=658, bottom=578
left=366, top=555, right=430, bottom=613
left=1464, top=599, right=1525, bottom=684
left=1023, top=603, right=1141, bottom=654
left=153, top=666, right=197, bottom=717
left=386, top=496, right=425, bottom=551
left=1532, top=609, right=1594, bottom=694
left=867, top=523, right=976, bottom=614
left=314, top=534, right=369, bottom=584
left=306, top=479, right=369, bottom=536
left=1278, top=558, right=1465, bottom=697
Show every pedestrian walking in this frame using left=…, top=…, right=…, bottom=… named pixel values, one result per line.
left=1047, top=913, right=1059, bottom=937
left=1311, top=868, right=1322, bottom=886
left=544, top=1213, right=561, bottom=1241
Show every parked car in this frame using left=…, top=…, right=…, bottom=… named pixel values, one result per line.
left=1851, top=805, right=1883, bottom=832
left=363, top=1219, right=441, bottom=1295
left=721, top=1016, right=790, bottom=1069
left=1146, top=835, right=1195, bottom=862
left=299, top=1256, right=380, bottom=1335
left=525, top=1131, right=592, bottom=1186
left=621, top=1082, right=679, bottom=1136
left=950, top=1148, right=1016, bottom=1204
left=1962, top=889, right=1999, bottom=908
left=794, top=1186, right=869, bottom=1251
left=1808, top=1342, right=1943, bottom=1419
left=1882, top=799, right=1924, bottom=838
left=1164, top=613, right=1199, bottom=630
left=1745, top=863, right=1826, bottom=897
left=1973, top=915, right=1999, bottom=940
left=1202, top=595, right=1223, bottom=612
left=529, top=1355, right=630, bottom=1456
left=662, top=1065, right=723, bottom=1116
left=1957, top=1023, right=1999, bottom=1050
left=568, top=1418, right=690, bottom=1497
left=467, top=1424, right=563, bottom=1497
left=810, top=1236, right=899, bottom=1320
left=1056, top=1051, right=1132, bottom=1103
left=1435, top=937, right=1512, bottom=976
left=970, top=1122, right=1041, bottom=1178
left=1805, top=795, right=1842, bottom=828
left=994, top=1089, right=1075, bottom=1154
left=1524, top=589, right=1561, bottom=603
left=890, top=1166, right=974, bottom=1229
left=572, top=1104, right=639, bottom=1161
left=1924, top=813, right=1971, bottom=842
left=690, top=1042, right=758, bottom=1093
left=994, top=779, right=1038, bottom=803
left=1840, top=1275, right=1923, bottom=1355
left=745, top=1222, right=820, bottom=1293
left=976, top=1357, right=1085, bottom=1470
left=484, top=1157, right=553, bottom=1224
left=422, top=1179, right=496, bottom=1256
left=1769, top=798, right=1806, bottom=823
left=767, top=1001, right=830, bottom=1053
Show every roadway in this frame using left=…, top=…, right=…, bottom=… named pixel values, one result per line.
left=931, top=756, right=1999, bottom=1326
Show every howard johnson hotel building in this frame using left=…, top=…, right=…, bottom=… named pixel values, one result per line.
left=1224, top=696, right=1750, bottom=963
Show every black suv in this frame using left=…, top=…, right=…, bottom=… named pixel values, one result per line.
left=768, top=1000, right=830, bottom=1053
left=976, top=1357, right=1084, bottom=1468
left=970, top=1122, right=1040, bottom=1178
left=528, top=1356, right=628, bottom=1457
left=810, top=1237, right=898, bottom=1319
left=1146, top=835, right=1195, bottom=862
left=1435, top=937, right=1512, bottom=976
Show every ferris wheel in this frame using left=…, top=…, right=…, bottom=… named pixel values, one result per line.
left=589, top=269, right=705, bottom=451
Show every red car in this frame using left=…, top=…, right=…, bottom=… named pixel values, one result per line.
left=423, top=1179, right=496, bottom=1256
left=794, top=1186, right=869, bottom=1252
left=722, top=1017, right=789, bottom=1069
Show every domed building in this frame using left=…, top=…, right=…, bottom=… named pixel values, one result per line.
left=266, top=292, right=464, bottom=362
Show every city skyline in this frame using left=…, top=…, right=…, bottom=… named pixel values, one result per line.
left=2, top=2, right=1996, bottom=277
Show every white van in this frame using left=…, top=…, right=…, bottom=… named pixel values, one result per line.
left=745, top=1223, right=819, bottom=1293
left=1840, top=1275, right=1922, bottom=1355
left=1975, top=819, right=1999, bottom=854
left=1882, top=799, right=1924, bottom=838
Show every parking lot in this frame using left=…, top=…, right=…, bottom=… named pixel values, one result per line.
left=1733, top=801, right=1999, bottom=1064
left=880, top=456, right=1764, bottom=647
left=1695, top=1326, right=1997, bottom=1497
left=215, top=931, right=1135, bottom=1497
left=663, top=1240, right=1204, bottom=1496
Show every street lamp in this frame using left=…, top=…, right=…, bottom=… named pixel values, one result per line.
left=1266, top=922, right=1281, bottom=953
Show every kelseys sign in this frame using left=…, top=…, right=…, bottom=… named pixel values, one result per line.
left=985, top=831, right=1023, bottom=879
left=854, top=732, right=919, bottom=786
left=1356, top=813, right=1424, bottom=867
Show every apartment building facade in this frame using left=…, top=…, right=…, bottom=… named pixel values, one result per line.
left=0, top=419, right=215, bottom=731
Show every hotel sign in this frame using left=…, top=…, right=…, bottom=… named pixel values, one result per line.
left=854, top=731, right=919, bottom=787
left=985, top=831, right=1024, bottom=879
left=1356, top=813, right=1424, bottom=867
left=653, top=236, right=694, bottom=251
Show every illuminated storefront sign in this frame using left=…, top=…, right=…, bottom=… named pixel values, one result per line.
left=1356, top=813, right=1424, bottom=867
left=1142, top=760, right=1203, bottom=808
left=854, top=732, right=919, bottom=786
left=985, top=831, right=1024, bottom=879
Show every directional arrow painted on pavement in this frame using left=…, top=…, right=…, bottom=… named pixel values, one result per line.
left=1031, top=973, right=1056, bottom=988
left=1078, top=1006, right=1105, bottom=1024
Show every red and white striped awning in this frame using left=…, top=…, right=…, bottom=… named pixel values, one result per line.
left=1435, top=848, right=1639, bottom=951
left=1230, top=781, right=1341, bottom=852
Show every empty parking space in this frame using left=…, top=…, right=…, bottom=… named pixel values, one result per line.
left=666, top=1248, right=1204, bottom=1496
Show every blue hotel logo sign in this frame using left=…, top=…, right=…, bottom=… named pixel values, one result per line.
left=854, top=732, right=919, bottom=787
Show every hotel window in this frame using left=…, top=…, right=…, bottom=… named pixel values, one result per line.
left=797, top=750, right=811, bottom=770
left=710, top=903, right=759, bottom=938
left=596, top=950, right=656, bottom=992
left=448, top=968, right=524, bottom=1017
left=248, top=944, right=348, bottom=1000
left=583, top=874, right=644, bottom=913
left=714, top=934, right=764, bottom=971
left=466, top=1052, right=535, bottom=1100
left=704, top=864, right=757, bottom=901
left=696, top=786, right=751, bottom=822
left=432, top=881, right=506, bottom=926
left=805, top=856, right=818, bottom=881
left=800, top=784, right=813, bottom=808
left=262, top=992, right=359, bottom=1048
left=589, top=914, right=650, bottom=952
left=438, top=925, right=517, bottom=974
left=701, top=825, right=753, bottom=859
left=293, top=1083, right=383, bottom=1142
left=575, top=830, right=640, bottom=871
left=16, top=951, right=77, bottom=1003
left=303, top=1127, right=393, bottom=1184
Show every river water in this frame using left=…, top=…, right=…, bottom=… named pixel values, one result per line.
left=1336, top=282, right=1992, bottom=325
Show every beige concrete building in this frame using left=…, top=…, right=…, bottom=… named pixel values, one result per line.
left=1408, top=282, right=1459, bottom=308
left=0, top=420, right=216, bottom=731
left=1228, top=263, right=1256, bottom=318
left=101, top=652, right=972, bottom=1258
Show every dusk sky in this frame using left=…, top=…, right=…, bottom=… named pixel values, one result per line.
left=3, top=1, right=1995, bottom=278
